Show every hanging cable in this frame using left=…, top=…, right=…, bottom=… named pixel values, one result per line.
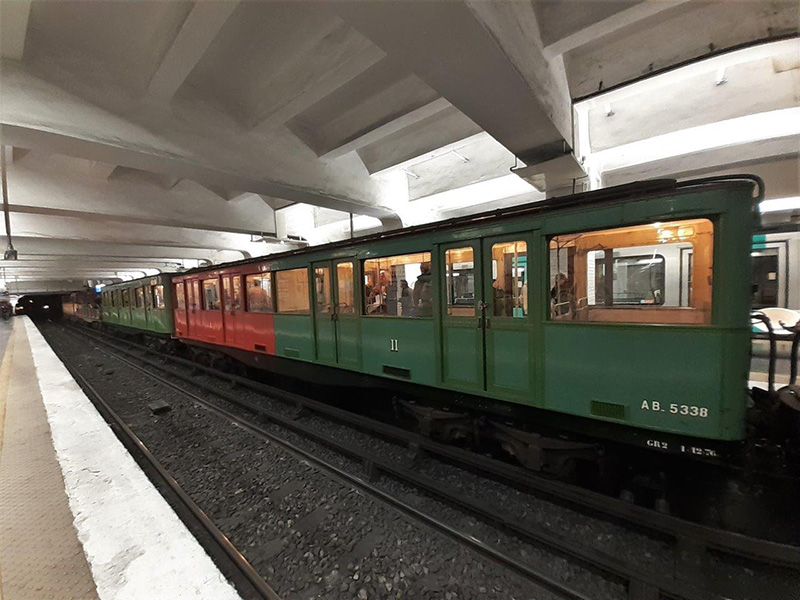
left=1, top=146, right=16, bottom=259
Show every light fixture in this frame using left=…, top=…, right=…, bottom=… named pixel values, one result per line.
left=760, top=196, right=800, bottom=213
left=588, top=107, right=800, bottom=173
left=414, top=174, right=539, bottom=213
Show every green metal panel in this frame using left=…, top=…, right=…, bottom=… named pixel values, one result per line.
left=442, top=325, right=483, bottom=387
left=146, top=308, right=173, bottom=334
left=131, top=304, right=147, bottom=329
left=360, top=318, right=436, bottom=385
left=542, top=323, right=746, bottom=439
left=274, top=315, right=314, bottom=361
left=486, top=327, right=531, bottom=395
left=119, top=301, right=131, bottom=327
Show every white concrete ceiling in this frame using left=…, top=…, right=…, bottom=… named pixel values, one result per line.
left=0, top=0, right=796, bottom=293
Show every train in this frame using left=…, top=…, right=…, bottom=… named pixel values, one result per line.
left=60, top=176, right=800, bottom=474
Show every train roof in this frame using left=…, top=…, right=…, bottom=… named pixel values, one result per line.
left=172, top=175, right=763, bottom=278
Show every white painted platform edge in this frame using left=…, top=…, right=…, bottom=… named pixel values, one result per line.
left=23, top=318, right=242, bottom=600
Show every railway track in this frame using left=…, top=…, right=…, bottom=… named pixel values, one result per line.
left=45, top=325, right=281, bottom=600
left=55, top=321, right=800, bottom=600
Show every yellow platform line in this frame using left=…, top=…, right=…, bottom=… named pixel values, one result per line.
left=0, top=325, right=15, bottom=459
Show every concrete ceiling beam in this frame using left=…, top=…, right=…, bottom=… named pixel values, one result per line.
left=564, top=1, right=798, bottom=99
left=107, top=166, right=182, bottom=190
left=258, top=195, right=295, bottom=211
left=8, top=212, right=269, bottom=258
left=8, top=237, right=235, bottom=264
left=356, top=107, right=483, bottom=175
left=6, top=201, right=279, bottom=238
left=2, top=121, right=402, bottom=227
left=251, top=44, right=386, bottom=134
left=541, top=0, right=690, bottom=59
left=146, top=0, right=240, bottom=102
left=0, top=0, right=32, bottom=60
left=336, top=0, right=574, bottom=166
left=0, top=61, right=402, bottom=227
left=320, top=97, right=453, bottom=161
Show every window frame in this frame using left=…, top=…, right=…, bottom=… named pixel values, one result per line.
left=201, top=278, right=221, bottom=311
left=275, top=267, right=311, bottom=315
left=546, top=217, right=714, bottom=326
left=152, top=284, right=166, bottom=310
left=245, top=272, right=274, bottom=314
left=593, top=252, right=667, bottom=307
left=175, top=282, right=186, bottom=310
left=135, top=287, right=145, bottom=309
left=361, top=251, right=434, bottom=319
left=336, top=261, right=357, bottom=315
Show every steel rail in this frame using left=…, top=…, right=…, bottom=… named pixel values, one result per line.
left=73, top=322, right=800, bottom=570
left=61, top=323, right=729, bottom=600
left=55, top=324, right=594, bottom=600
left=45, top=326, right=281, bottom=600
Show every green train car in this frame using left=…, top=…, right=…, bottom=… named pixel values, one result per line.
left=65, top=178, right=768, bottom=468
left=101, top=274, right=174, bottom=335
left=164, top=177, right=760, bottom=463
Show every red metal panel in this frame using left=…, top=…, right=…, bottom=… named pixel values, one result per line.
left=173, top=266, right=277, bottom=357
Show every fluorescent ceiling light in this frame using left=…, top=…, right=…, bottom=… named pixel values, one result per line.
left=417, top=174, right=538, bottom=211
left=760, top=196, right=800, bottom=213
left=589, top=107, right=800, bottom=173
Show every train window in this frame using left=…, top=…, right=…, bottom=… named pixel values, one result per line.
left=232, top=276, right=242, bottom=311
left=596, top=254, right=666, bottom=306
left=202, top=279, right=221, bottom=311
left=314, top=267, right=331, bottom=314
left=122, top=289, right=131, bottom=308
left=337, top=262, right=355, bottom=314
left=363, top=252, right=432, bottom=317
left=276, top=268, right=310, bottom=314
left=189, top=281, right=199, bottom=310
left=153, top=285, right=165, bottom=309
left=445, top=247, right=475, bottom=317
left=491, top=241, right=527, bottom=318
left=223, top=277, right=232, bottom=311
left=548, top=218, right=713, bottom=325
left=246, top=273, right=273, bottom=313
left=145, top=286, right=154, bottom=309
left=135, top=287, right=145, bottom=309
left=175, top=283, right=186, bottom=310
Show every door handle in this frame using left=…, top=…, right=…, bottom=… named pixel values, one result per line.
left=476, top=317, right=482, bottom=329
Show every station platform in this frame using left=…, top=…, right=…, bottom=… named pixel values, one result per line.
left=0, top=317, right=242, bottom=600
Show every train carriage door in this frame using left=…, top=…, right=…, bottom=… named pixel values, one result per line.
left=187, top=279, right=200, bottom=338
left=483, top=235, right=534, bottom=400
left=173, top=281, right=187, bottom=337
left=312, top=262, right=336, bottom=364
left=439, top=241, right=486, bottom=392
left=222, top=275, right=240, bottom=346
left=333, top=259, right=360, bottom=368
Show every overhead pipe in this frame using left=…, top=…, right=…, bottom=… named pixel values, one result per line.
left=1, top=146, right=17, bottom=260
